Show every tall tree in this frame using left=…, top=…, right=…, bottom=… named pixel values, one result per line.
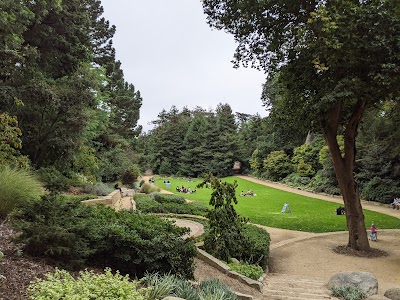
left=202, top=0, right=400, bottom=250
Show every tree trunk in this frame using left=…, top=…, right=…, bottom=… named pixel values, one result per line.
left=322, top=101, right=370, bottom=251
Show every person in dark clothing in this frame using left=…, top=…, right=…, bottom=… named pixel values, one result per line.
left=114, top=183, right=122, bottom=194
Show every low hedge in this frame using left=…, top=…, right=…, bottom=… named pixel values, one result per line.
left=152, top=193, right=186, bottom=204
left=241, top=224, right=270, bottom=269
left=135, top=194, right=209, bottom=216
left=11, top=195, right=197, bottom=278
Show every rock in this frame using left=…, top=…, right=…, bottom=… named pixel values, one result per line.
left=163, top=297, right=186, bottom=300
left=0, top=250, right=4, bottom=262
left=0, top=274, right=6, bottom=287
left=231, top=258, right=240, bottom=264
left=365, top=295, right=389, bottom=300
left=384, top=288, right=400, bottom=300
left=328, top=272, right=378, bottom=297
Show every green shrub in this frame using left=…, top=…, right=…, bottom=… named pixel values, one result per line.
left=81, top=182, right=113, bottom=196
left=57, top=194, right=97, bottom=202
left=153, top=193, right=186, bottom=204
left=143, top=274, right=237, bottom=300
left=198, top=279, right=238, bottom=300
left=135, top=195, right=209, bottom=217
left=281, top=173, right=311, bottom=188
left=143, top=273, right=178, bottom=300
left=12, top=195, right=197, bottom=278
left=199, top=177, right=248, bottom=263
left=37, top=167, right=71, bottom=193
left=0, top=166, right=43, bottom=219
left=331, top=286, right=366, bottom=300
left=360, top=177, right=400, bottom=204
left=140, top=183, right=160, bottom=194
left=308, top=172, right=341, bottom=196
left=139, top=179, right=145, bottom=187
left=11, top=194, right=95, bottom=268
left=173, top=279, right=199, bottom=300
left=228, top=262, right=263, bottom=280
left=240, top=224, right=270, bottom=269
left=122, top=164, right=141, bottom=188
left=263, top=150, right=293, bottom=181
left=28, top=268, right=150, bottom=300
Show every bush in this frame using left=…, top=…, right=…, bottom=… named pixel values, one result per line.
left=0, top=165, right=43, bottom=219
left=263, top=150, right=293, bottom=181
left=153, top=193, right=186, bottom=204
left=240, top=224, right=270, bottom=269
left=227, top=262, right=263, bottom=280
left=28, top=268, right=150, bottom=300
left=331, top=286, right=366, bottom=300
left=143, top=274, right=237, bottom=300
left=198, top=279, right=238, bottom=300
left=135, top=194, right=209, bottom=216
left=81, top=182, right=113, bottom=196
left=140, top=183, right=160, bottom=194
left=11, top=194, right=95, bottom=268
left=360, top=177, right=400, bottom=204
left=281, top=173, right=311, bottom=188
left=37, top=167, right=71, bottom=193
left=143, top=273, right=178, bottom=300
left=12, top=195, right=197, bottom=278
left=308, top=172, right=341, bottom=196
left=122, top=164, right=141, bottom=188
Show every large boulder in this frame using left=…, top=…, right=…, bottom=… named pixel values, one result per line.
left=328, top=272, right=378, bottom=297
left=384, top=288, right=400, bottom=300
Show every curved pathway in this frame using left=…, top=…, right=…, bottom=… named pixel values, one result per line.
left=144, top=175, right=400, bottom=298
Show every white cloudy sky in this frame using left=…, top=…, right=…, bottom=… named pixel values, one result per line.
left=100, top=0, right=268, bottom=132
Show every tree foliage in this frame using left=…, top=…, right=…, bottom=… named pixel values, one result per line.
left=201, top=0, right=400, bottom=251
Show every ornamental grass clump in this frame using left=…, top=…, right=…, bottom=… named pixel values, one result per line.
left=331, top=286, right=367, bottom=300
left=0, top=165, right=43, bottom=219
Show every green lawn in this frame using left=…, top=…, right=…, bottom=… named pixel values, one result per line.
left=155, top=176, right=400, bottom=233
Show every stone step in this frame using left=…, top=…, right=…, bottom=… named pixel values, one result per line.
left=263, top=273, right=337, bottom=300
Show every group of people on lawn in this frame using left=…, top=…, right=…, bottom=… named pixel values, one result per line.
left=176, top=185, right=196, bottom=194
left=240, top=189, right=256, bottom=196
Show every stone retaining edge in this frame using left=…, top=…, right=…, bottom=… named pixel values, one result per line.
left=196, top=249, right=263, bottom=292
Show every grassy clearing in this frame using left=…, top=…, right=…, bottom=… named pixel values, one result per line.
left=155, top=176, right=400, bottom=233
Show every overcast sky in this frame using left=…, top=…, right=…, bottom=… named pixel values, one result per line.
left=100, top=0, right=268, bottom=132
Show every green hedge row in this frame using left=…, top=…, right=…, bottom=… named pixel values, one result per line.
left=135, top=194, right=209, bottom=216
left=11, top=195, right=197, bottom=278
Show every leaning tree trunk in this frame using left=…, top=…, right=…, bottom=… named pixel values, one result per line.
left=322, top=101, right=370, bottom=251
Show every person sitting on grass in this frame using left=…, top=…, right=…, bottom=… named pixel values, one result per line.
left=391, top=198, right=400, bottom=210
left=246, top=189, right=255, bottom=196
left=240, top=191, right=246, bottom=196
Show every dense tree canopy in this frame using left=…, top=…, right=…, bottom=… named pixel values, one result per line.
left=202, top=0, right=400, bottom=250
left=0, top=0, right=142, bottom=185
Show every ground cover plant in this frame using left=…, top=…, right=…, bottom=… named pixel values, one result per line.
left=11, top=195, right=197, bottom=278
left=227, top=262, right=263, bottom=280
left=29, top=268, right=150, bottom=300
left=155, top=177, right=400, bottom=232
